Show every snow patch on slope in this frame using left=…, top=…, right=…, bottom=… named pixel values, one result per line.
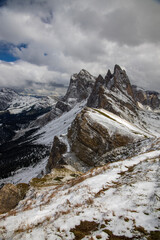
left=0, top=148, right=159, bottom=239
left=88, top=108, right=150, bottom=139
left=34, top=101, right=86, bottom=146
left=8, top=95, right=55, bottom=114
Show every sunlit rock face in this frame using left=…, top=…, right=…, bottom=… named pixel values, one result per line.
left=0, top=183, right=29, bottom=214
left=132, top=85, right=160, bottom=110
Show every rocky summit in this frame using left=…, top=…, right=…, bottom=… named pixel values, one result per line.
left=0, top=65, right=160, bottom=240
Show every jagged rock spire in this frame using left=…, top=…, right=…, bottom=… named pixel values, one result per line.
left=64, top=69, right=96, bottom=104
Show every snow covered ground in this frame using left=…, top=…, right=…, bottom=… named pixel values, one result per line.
left=0, top=157, right=48, bottom=186
left=89, top=108, right=152, bottom=139
left=33, top=100, right=87, bottom=146
left=0, top=101, right=86, bottom=186
left=0, top=144, right=159, bottom=239
left=8, top=95, right=55, bottom=114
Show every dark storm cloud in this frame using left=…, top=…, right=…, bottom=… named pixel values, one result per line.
left=0, top=0, right=160, bottom=92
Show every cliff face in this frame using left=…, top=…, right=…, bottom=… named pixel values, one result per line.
left=47, top=107, right=148, bottom=172
left=46, top=65, right=160, bottom=173
left=67, top=107, right=145, bottom=167
left=132, top=85, right=160, bottom=110
left=64, top=69, right=96, bottom=104
left=31, top=69, right=96, bottom=128
left=87, top=65, right=138, bottom=123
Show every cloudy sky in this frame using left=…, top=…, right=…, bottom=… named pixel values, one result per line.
left=0, top=0, right=160, bottom=94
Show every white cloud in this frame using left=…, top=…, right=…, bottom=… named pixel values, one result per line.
left=0, top=0, right=160, bottom=92
left=0, top=60, right=69, bottom=87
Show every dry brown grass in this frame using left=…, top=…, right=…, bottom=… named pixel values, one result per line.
left=70, top=220, right=99, bottom=240
left=14, top=215, right=52, bottom=235
left=85, top=197, right=94, bottom=205
left=102, top=229, right=133, bottom=239
left=95, top=186, right=109, bottom=198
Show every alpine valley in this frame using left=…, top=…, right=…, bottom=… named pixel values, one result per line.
left=0, top=65, right=160, bottom=240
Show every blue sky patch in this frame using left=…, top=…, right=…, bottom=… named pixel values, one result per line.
left=0, top=41, right=28, bottom=62
left=17, top=43, right=28, bottom=51
left=0, top=0, right=7, bottom=7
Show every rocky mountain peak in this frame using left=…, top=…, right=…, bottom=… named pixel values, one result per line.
left=106, top=65, right=135, bottom=100
left=114, top=64, right=123, bottom=73
left=77, top=69, right=95, bottom=81
left=64, top=69, right=96, bottom=104
left=87, top=65, right=138, bottom=121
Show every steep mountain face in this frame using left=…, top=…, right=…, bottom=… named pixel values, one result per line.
left=87, top=65, right=138, bottom=124
left=64, top=69, right=96, bottom=104
left=31, top=69, right=96, bottom=128
left=47, top=65, right=160, bottom=172
left=132, top=85, right=160, bottom=110
left=0, top=70, right=95, bottom=183
left=55, top=69, right=95, bottom=113
left=0, top=65, right=160, bottom=240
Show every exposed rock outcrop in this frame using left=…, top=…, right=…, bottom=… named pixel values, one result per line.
left=0, top=183, right=29, bottom=214
left=87, top=65, right=138, bottom=123
left=64, top=69, right=96, bottom=104
left=46, top=136, right=67, bottom=172
left=47, top=65, right=158, bottom=172
left=66, top=107, right=144, bottom=167
left=31, top=69, right=96, bottom=129
left=132, top=85, right=160, bottom=110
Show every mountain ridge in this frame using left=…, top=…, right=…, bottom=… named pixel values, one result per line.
left=0, top=64, right=160, bottom=239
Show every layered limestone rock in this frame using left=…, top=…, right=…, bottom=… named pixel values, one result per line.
left=46, top=65, right=159, bottom=172
left=66, top=107, right=143, bottom=167
left=0, top=183, right=29, bottom=214
left=87, top=65, right=139, bottom=123
left=132, top=85, right=160, bottom=110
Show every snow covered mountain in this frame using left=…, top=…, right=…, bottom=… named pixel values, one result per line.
left=0, top=89, right=56, bottom=180
left=0, top=88, right=55, bottom=113
left=0, top=65, right=160, bottom=240
left=0, top=69, right=96, bottom=183
left=46, top=65, right=160, bottom=173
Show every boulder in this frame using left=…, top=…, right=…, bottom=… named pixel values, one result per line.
left=0, top=183, right=29, bottom=214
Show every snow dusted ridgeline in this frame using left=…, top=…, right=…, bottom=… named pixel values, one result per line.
left=0, top=69, right=95, bottom=184
left=30, top=69, right=96, bottom=129
left=0, top=146, right=159, bottom=239
left=0, top=65, right=160, bottom=239
left=46, top=66, right=160, bottom=172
